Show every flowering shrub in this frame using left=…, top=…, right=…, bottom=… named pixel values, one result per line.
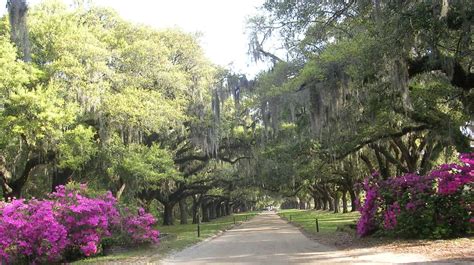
left=0, top=183, right=159, bottom=264
left=357, top=153, right=473, bottom=238
left=0, top=199, right=68, bottom=264
left=383, top=202, right=400, bottom=230
left=50, top=184, right=121, bottom=257
left=120, top=208, right=160, bottom=244
left=356, top=172, right=381, bottom=236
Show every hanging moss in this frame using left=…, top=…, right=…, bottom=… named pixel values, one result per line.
left=391, top=59, right=413, bottom=111
left=7, top=0, right=31, bottom=62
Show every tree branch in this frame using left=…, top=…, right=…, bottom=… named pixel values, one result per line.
left=372, top=143, right=408, bottom=173
left=407, top=55, right=473, bottom=91
left=0, top=155, right=13, bottom=195
left=336, top=124, right=430, bottom=159
left=359, top=154, right=375, bottom=173
left=218, top=156, right=251, bottom=164
left=9, top=151, right=55, bottom=197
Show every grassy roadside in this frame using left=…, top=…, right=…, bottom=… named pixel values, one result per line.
left=278, top=209, right=474, bottom=262
left=278, top=209, right=360, bottom=234
left=277, top=209, right=360, bottom=251
left=74, top=212, right=260, bottom=264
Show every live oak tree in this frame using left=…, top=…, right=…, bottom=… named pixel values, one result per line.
left=0, top=0, right=255, bottom=224
left=243, top=0, right=473, bottom=209
left=1, top=0, right=471, bottom=224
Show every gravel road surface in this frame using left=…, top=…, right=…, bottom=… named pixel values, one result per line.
left=162, top=212, right=430, bottom=265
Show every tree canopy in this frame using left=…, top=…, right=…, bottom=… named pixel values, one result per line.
left=0, top=0, right=472, bottom=230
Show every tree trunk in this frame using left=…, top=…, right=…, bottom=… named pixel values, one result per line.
left=210, top=201, right=217, bottom=219
left=2, top=152, right=54, bottom=199
left=215, top=203, right=221, bottom=218
left=116, top=182, right=126, bottom=201
left=299, top=199, right=306, bottom=209
left=192, top=195, right=200, bottom=224
left=372, top=145, right=391, bottom=179
left=360, top=154, right=375, bottom=175
left=348, top=187, right=358, bottom=212
left=225, top=200, right=230, bottom=216
left=219, top=203, right=225, bottom=216
left=51, top=167, right=73, bottom=192
left=220, top=202, right=225, bottom=216
left=315, top=199, right=323, bottom=210
left=328, top=196, right=335, bottom=212
left=201, top=203, right=210, bottom=222
left=4, top=164, right=35, bottom=199
left=320, top=186, right=332, bottom=211
left=3, top=0, right=33, bottom=198
left=342, top=189, right=348, bottom=213
left=322, top=198, right=328, bottom=210
left=163, top=202, right=175, bottom=226
left=0, top=155, right=13, bottom=199
left=333, top=192, right=340, bottom=213
left=312, top=196, right=318, bottom=209
left=179, top=199, right=188, bottom=225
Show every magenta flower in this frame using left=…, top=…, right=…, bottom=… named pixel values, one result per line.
left=383, top=202, right=400, bottom=229
left=0, top=184, right=159, bottom=263
left=356, top=153, right=473, bottom=238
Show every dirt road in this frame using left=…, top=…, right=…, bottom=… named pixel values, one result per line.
left=162, top=212, right=430, bottom=264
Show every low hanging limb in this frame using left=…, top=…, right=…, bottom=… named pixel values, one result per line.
left=407, top=56, right=474, bottom=91
left=336, top=124, right=430, bottom=160
left=218, top=156, right=252, bottom=164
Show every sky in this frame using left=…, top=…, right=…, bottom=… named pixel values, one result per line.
left=2, top=0, right=269, bottom=77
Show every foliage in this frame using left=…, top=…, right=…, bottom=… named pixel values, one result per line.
left=357, top=153, right=473, bottom=238
left=243, top=0, right=473, bottom=227
left=0, top=183, right=159, bottom=264
left=105, top=141, right=181, bottom=199
left=0, top=85, right=78, bottom=147
left=0, top=0, right=222, bottom=204
left=57, top=125, right=98, bottom=169
left=0, top=36, right=33, bottom=93
left=0, top=0, right=471, bottom=262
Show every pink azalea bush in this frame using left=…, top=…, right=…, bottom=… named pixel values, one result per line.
left=50, top=184, right=121, bottom=257
left=357, top=153, right=473, bottom=238
left=0, top=183, right=159, bottom=264
left=356, top=172, right=381, bottom=236
left=383, top=202, right=400, bottom=230
left=120, top=207, right=160, bottom=244
left=0, top=199, right=68, bottom=264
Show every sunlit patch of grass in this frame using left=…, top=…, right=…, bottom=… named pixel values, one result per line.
left=278, top=209, right=360, bottom=233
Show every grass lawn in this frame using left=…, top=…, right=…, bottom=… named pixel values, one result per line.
left=74, top=212, right=259, bottom=264
left=278, top=209, right=474, bottom=262
left=278, top=209, right=360, bottom=234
